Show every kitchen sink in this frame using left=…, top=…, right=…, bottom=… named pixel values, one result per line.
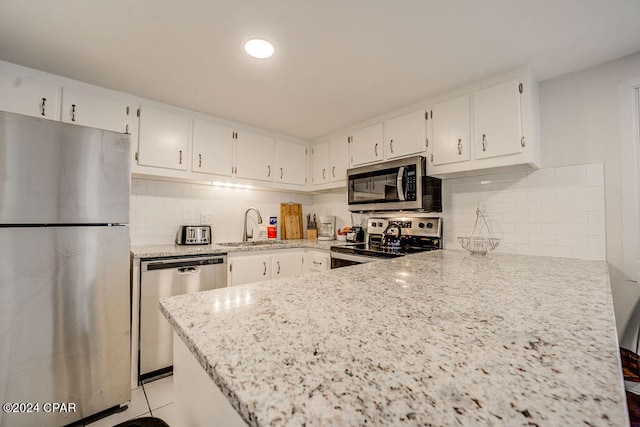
left=216, top=240, right=287, bottom=247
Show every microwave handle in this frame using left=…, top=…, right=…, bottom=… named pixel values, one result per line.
left=397, top=166, right=406, bottom=201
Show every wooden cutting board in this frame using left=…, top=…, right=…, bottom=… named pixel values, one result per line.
left=280, top=203, right=303, bottom=239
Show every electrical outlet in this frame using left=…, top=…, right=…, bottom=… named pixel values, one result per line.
left=200, top=212, right=214, bottom=224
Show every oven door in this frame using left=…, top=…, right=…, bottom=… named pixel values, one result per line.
left=330, top=251, right=378, bottom=269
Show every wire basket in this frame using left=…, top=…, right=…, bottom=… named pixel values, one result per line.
left=457, top=206, right=501, bottom=255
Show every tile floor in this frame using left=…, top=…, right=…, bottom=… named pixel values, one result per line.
left=84, top=376, right=175, bottom=426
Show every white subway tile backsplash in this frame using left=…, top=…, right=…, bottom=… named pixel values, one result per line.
left=444, top=162, right=605, bottom=261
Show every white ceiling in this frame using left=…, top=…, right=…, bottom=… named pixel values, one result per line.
left=1, top=0, right=639, bottom=141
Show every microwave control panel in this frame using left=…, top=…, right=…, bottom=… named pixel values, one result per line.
left=405, top=165, right=417, bottom=201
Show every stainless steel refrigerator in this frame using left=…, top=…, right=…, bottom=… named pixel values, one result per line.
left=0, top=111, right=131, bottom=426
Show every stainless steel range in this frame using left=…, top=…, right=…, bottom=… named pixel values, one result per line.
left=330, top=215, right=442, bottom=268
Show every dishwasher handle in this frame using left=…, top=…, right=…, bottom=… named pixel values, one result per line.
left=177, top=266, right=200, bottom=274
left=141, top=255, right=227, bottom=272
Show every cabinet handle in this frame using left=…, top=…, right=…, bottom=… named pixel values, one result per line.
left=179, top=150, right=183, bottom=164
left=521, top=136, right=526, bottom=147
left=374, top=143, right=378, bottom=157
left=267, top=165, right=271, bottom=177
left=389, top=139, right=394, bottom=153
left=322, top=168, right=326, bottom=180
left=431, top=153, right=434, bottom=163
left=276, top=260, right=280, bottom=274
left=457, top=139, right=462, bottom=155
left=482, top=134, right=487, bottom=152
left=71, top=104, right=77, bottom=122
left=332, top=166, right=336, bottom=178
left=199, top=154, right=202, bottom=167
left=40, top=98, right=47, bottom=116
left=263, top=261, right=267, bottom=276
left=313, top=261, right=321, bottom=265
left=280, top=167, right=283, bottom=179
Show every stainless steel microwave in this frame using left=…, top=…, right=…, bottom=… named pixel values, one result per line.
left=347, top=156, right=442, bottom=212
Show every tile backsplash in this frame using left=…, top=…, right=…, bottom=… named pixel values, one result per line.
left=131, top=162, right=606, bottom=262
left=129, top=179, right=312, bottom=245
left=442, top=163, right=606, bottom=260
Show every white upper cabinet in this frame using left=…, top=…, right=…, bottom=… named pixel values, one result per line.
left=350, top=123, right=383, bottom=166
left=137, top=105, right=190, bottom=171
left=329, top=134, right=349, bottom=181
left=61, top=87, right=128, bottom=133
left=473, top=78, right=523, bottom=159
left=312, top=140, right=330, bottom=185
left=235, top=130, right=275, bottom=182
left=312, top=133, right=348, bottom=186
left=427, top=68, right=539, bottom=176
left=384, top=110, right=427, bottom=159
left=275, top=139, right=307, bottom=185
left=430, top=94, right=471, bottom=166
left=0, top=70, right=59, bottom=120
left=192, top=119, right=234, bottom=177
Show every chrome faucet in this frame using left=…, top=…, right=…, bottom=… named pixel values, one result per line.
left=243, top=207, right=263, bottom=242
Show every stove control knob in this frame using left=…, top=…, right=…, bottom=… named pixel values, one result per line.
left=426, top=222, right=434, bottom=229
left=418, top=222, right=425, bottom=228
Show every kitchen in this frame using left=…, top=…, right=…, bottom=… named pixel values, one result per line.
left=1, top=0, right=640, bottom=426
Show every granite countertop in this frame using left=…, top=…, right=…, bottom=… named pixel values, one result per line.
left=160, top=250, right=628, bottom=426
left=130, top=238, right=342, bottom=259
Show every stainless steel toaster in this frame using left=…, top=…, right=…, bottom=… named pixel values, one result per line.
left=175, top=225, right=211, bottom=245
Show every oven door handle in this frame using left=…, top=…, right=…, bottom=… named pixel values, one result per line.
left=330, top=252, right=376, bottom=263
left=397, top=166, right=406, bottom=201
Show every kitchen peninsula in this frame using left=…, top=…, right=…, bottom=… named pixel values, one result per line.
left=160, top=250, right=628, bottom=426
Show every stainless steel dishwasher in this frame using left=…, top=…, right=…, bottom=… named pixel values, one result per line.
left=139, top=255, right=227, bottom=382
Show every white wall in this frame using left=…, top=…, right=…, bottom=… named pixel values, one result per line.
left=538, top=52, right=640, bottom=346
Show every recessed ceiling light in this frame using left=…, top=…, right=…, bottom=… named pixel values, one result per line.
left=244, top=39, right=274, bottom=59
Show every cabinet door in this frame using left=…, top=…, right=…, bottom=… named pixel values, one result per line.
left=473, top=78, right=523, bottom=159
left=311, top=141, right=330, bottom=185
left=137, top=106, right=190, bottom=171
left=350, top=123, right=383, bottom=166
left=0, top=70, right=59, bottom=120
left=275, top=140, right=307, bottom=185
left=384, top=110, right=427, bottom=159
left=430, top=94, right=470, bottom=165
left=235, top=130, right=275, bottom=182
left=303, top=250, right=330, bottom=273
left=192, top=119, right=234, bottom=177
left=272, top=252, right=303, bottom=279
left=329, top=134, right=349, bottom=182
left=61, top=87, right=128, bottom=133
left=228, top=255, right=271, bottom=286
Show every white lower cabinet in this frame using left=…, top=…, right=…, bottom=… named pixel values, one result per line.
left=228, top=254, right=272, bottom=287
left=272, top=252, right=303, bottom=279
left=228, top=249, right=326, bottom=286
left=303, top=250, right=330, bottom=273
